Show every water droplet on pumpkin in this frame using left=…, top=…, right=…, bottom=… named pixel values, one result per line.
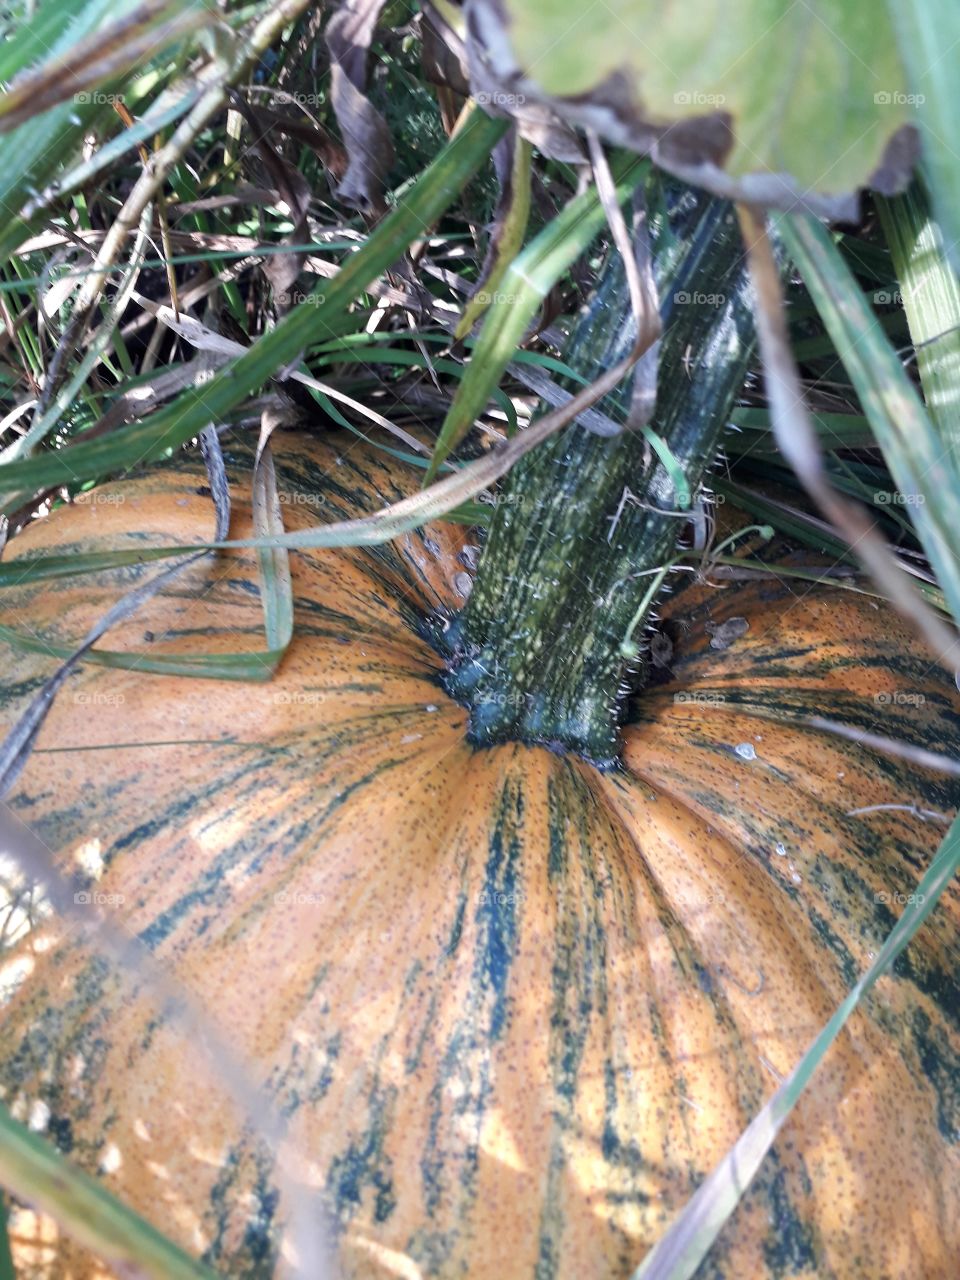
left=774, top=842, right=787, bottom=857
left=734, top=742, right=756, bottom=761
left=425, top=703, right=438, bottom=712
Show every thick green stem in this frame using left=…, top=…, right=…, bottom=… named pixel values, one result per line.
left=444, top=180, right=758, bottom=764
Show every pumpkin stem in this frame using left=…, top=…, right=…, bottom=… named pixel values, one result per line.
left=444, top=179, right=761, bottom=765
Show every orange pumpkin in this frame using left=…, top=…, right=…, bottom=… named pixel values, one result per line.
left=1, top=426, right=959, bottom=1278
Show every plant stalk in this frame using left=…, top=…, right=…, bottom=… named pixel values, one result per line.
left=444, top=179, right=758, bottom=764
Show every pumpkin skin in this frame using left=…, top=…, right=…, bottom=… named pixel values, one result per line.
left=1, top=431, right=959, bottom=1280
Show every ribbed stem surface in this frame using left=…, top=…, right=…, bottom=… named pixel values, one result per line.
left=446, top=181, right=757, bottom=763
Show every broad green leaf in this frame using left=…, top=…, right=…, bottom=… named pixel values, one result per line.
left=475, top=0, right=916, bottom=205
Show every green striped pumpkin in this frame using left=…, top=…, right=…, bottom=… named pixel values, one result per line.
left=1, top=429, right=959, bottom=1278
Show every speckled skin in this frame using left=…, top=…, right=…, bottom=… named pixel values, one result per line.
left=1, top=432, right=959, bottom=1279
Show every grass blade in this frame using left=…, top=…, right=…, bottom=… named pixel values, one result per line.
left=454, top=132, right=532, bottom=339
left=727, top=407, right=875, bottom=454
left=0, top=107, right=507, bottom=504
left=0, top=0, right=205, bottom=250
left=0, top=327, right=650, bottom=582
left=251, top=424, right=294, bottom=665
left=779, top=212, right=960, bottom=631
left=741, top=204, right=957, bottom=664
left=0, top=1099, right=220, bottom=1279
left=0, top=625, right=288, bottom=679
left=424, top=150, right=647, bottom=481
left=876, top=181, right=960, bottom=466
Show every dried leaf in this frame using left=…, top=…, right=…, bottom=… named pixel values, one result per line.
left=325, top=0, right=396, bottom=214
left=420, top=3, right=472, bottom=98
left=228, top=91, right=313, bottom=308
left=465, top=20, right=584, bottom=164
left=248, top=102, right=348, bottom=182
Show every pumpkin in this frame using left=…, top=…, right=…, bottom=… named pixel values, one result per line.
left=1, top=423, right=960, bottom=1279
